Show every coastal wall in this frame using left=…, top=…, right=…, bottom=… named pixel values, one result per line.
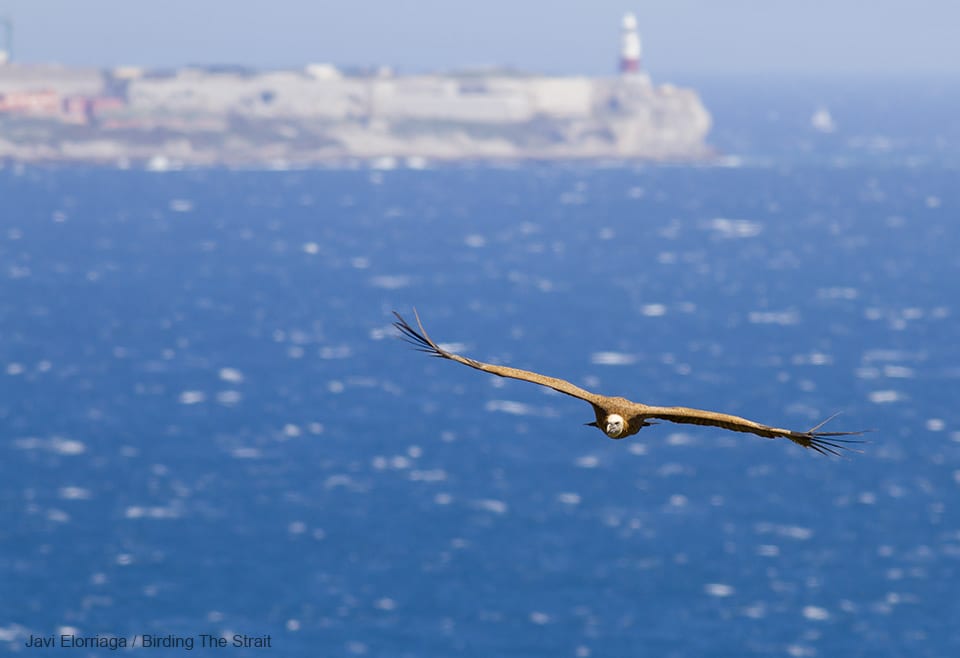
left=0, top=64, right=712, bottom=165
left=0, top=64, right=104, bottom=96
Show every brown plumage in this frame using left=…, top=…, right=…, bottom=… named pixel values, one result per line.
left=393, top=310, right=865, bottom=456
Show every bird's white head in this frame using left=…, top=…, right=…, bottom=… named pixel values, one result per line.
left=604, top=414, right=626, bottom=439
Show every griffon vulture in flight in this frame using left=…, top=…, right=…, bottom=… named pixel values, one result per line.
left=393, top=310, right=864, bottom=456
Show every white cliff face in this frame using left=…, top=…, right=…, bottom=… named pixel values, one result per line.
left=584, top=76, right=712, bottom=158
left=0, top=65, right=712, bottom=164
left=125, top=70, right=711, bottom=161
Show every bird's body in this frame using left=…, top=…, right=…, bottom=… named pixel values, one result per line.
left=394, top=310, right=864, bottom=456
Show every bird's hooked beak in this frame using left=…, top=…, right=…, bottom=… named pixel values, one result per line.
left=587, top=417, right=626, bottom=438
left=603, top=414, right=627, bottom=438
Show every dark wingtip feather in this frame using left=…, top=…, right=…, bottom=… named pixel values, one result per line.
left=392, top=310, right=445, bottom=357
left=803, top=414, right=871, bottom=457
left=806, top=441, right=832, bottom=457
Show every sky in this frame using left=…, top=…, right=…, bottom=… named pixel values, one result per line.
left=1, top=0, right=958, bottom=78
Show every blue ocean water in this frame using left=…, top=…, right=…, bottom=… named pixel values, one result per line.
left=2, top=82, right=960, bottom=657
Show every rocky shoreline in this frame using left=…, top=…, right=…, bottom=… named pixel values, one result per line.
left=0, top=64, right=712, bottom=167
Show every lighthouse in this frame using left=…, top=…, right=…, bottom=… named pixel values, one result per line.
left=619, top=12, right=642, bottom=74
left=0, top=16, right=11, bottom=65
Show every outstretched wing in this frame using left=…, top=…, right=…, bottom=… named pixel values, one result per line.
left=640, top=406, right=865, bottom=456
left=393, top=310, right=604, bottom=405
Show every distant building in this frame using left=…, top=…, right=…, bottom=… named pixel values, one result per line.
left=0, top=90, right=59, bottom=115
left=0, top=63, right=104, bottom=96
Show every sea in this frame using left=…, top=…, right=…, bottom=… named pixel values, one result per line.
left=2, top=78, right=959, bottom=657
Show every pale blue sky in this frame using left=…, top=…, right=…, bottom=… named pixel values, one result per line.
left=1, top=0, right=957, bottom=77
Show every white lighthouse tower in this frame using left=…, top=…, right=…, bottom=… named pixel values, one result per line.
left=0, top=16, right=12, bottom=65
left=619, top=12, right=642, bottom=74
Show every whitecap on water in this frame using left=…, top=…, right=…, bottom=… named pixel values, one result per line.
left=868, top=390, right=902, bottom=404
left=0, top=625, right=27, bottom=643
left=817, top=287, right=859, bottom=300
left=855, top=367, right=880, bottom=380
left=705, top=218, right=762, bottom=239
left=755, top=523, right=813, bottom=540
left=368, top=325, right=396, bottom=341
left=792, top=351, right=833, bottom=366
left=125, top=505, right=180, bottom=520
left=748, top=310, right=800, bottom=326
left=925, top=418, right=945, bottom=432
left=590, top=352, right=636, bottom=366
left=810, top=107, right=836, bottom=133
left=485, top=400, right=534, bottom=416
left=658, top=463, right=688, bottom=477
left=409, top=469, right=447, bottom=482
left=667, top=494, right=688, bottom=508
left=369, top=275, right=412, bottom=290
left=802, top=605, right=831, bottom=621
left=862, top=349, right=921, bottom=363
left=47, top=509, right=70, bottom=523
left=324, top=474, right=358, bottom=490
left=666, top=433, right=695, bottom=446
left=51, top=437, right=86, bottom=455
left=472, top=499, right=508, bottom=514
left=288, top=521, right=307, bottom=535
left=59, top=486, right=92, bottom=500
left=371, top=156, right=397, bottom=171
left=216, top=390, right=242, bottom=405
left=320, top=345, right=352, bottom=359
left=883, top=365, right=914, bottom=378
left=704, top=583, right=735, bottom=597
left=218, top=367, right=244, bottom=383
left=529, top=611, right=551, bottom=625
left=641, top=303, right=667, bottom=317
left=178, top=390, right=206, bottom=405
